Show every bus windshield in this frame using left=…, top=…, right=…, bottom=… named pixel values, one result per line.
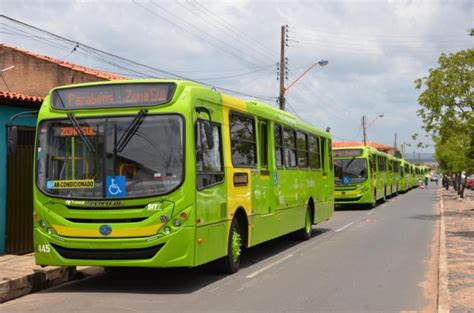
left=334, top=158, right=368, bottom=185
left=36, top=114, right=184, bottom=199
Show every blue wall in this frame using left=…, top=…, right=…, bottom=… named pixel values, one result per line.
left=0, top=105, right=37, bottom=254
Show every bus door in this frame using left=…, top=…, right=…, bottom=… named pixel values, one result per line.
left=194, top=117, right=228, bottom=264
left=252, top=120, right=272, bottom=215
left=320, top=137, right=330, bottom=206
left=369, top=154, right=376, bottom=199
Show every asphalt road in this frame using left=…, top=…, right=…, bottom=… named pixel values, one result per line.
left=2, top=184, right=439, bottom=313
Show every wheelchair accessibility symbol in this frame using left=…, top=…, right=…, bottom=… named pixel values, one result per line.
left=106, top=176, right=126, bottom=197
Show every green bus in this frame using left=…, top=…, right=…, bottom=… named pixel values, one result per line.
left=387, top=154, right=401, bottom=196
left=333, top=146, right=389, bottom=207
left=398, top=159, right=411, bottom=193
left=410, top=163, right=418, bottom=188
left=28, top=79, right=334, bottom=273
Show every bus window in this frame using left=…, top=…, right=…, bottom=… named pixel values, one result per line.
left=296, top=131, right=308, bottom=168
left=328, top=139, right=333, bottom=170
left=259, top=121, right=268, bottom=170
left=370, top=155, right=376, bottom=176
left=230, top=113, right=256, bottom=167
left=274, top=124, right=284, bottom=168
left=283, top=127, right=297, bottom=168
left=321, top=137, right=326, bottom=171
left=308, top=135, right=321, bottom=169
left=196, top=120, right=224, bottom=189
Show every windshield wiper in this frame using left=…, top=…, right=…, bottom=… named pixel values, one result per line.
left=344, top=156, right=356, bottom=169
left=114, top=109, right=148, bottom=153
left=67, top=113, right=96, bottom=152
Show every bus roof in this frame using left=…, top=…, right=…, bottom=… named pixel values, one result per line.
left=46, top=79, right=331, bottom=139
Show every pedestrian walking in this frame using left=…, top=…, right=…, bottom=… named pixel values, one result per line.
left=442, top=175, right=449, bottom=190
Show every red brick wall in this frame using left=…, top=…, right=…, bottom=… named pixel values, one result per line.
left=0, top=46, right=110, bottom=97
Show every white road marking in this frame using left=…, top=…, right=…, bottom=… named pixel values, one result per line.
left=246, top=254, right=293, bottom=279
left=335, top=222, right=354, bottom=232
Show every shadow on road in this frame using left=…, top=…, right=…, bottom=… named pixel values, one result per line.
left=407, top=214, right=440, bottom=221
left=45, top=227, right=331, bottom=295
left=336, top=204, right=371, bottom=211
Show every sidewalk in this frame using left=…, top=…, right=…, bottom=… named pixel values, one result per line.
left=438, top=187, right=474, bottom=312
left=0, top=253, right=77, bottom=303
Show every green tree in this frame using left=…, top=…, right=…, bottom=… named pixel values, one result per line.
left=415, top=48, right=474, bottom=197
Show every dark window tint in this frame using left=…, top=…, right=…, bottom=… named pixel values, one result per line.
left=308, top=135, right=321, bottom=169
left=259, top=122, right=268, bottom=169
left=195, top=120, right=224, bottom=189
left=321, top=137, right=326, bottom=171
left=284, top=127, right=297, bottom=168
left=230, top=113, right=256, bottom=167
left=328, top=139, right=333, bottom=170
left=274, top=124, right=284, bottom=168
left=296, top=131, right=308, bottom=168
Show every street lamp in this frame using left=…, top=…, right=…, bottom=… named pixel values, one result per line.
left=279, top=59, right=328, bottom=110
left=362, top=114, right=384, bottom=145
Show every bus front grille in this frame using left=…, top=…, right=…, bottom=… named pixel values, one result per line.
left=65, top=217, right=147, bottom=223
left=335, top=196, right=362, bottom=202
left=51, top=243, right=164, bottom=260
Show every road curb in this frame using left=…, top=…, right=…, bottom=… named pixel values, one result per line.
left=0, top=266, right=77, bottom=303
left=437, top=190, right=450, bottom=313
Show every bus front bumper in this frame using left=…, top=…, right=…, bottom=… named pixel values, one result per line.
left=334, top=187, right=372, bottom=204
left=33, top=226, right=195, bottom=268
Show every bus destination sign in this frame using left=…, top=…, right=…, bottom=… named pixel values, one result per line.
left=52, top=83, right=176, bottom=109
left=333, top=149, right=363, bottom=157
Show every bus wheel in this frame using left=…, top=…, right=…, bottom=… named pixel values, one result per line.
left=295, top=207, right=312, bottom=241
left=218, top=218, right=242, bottom=274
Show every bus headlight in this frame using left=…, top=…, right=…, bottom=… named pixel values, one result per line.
left=39, top=220, right=47, bottom=228
left=173, top=219, right=182, bottom=227
left=163, top=227, right=171, bottom=235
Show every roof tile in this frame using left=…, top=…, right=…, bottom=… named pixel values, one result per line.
left=0, top=90, right=43, bottom=103
left=1, top=43, right=126, bottom=81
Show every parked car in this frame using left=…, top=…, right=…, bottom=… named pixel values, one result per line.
left=467, top=175, right=474, bottom=190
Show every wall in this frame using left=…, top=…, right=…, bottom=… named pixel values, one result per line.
left=0, top=105, right=37, bottom=254
left=0, top=45, right=112, bottom=97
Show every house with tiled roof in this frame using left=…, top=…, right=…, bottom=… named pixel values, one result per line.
left=0, top=44, right=127, bottom=255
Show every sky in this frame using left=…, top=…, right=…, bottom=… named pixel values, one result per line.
left=1, top=0, right=473, bottom=154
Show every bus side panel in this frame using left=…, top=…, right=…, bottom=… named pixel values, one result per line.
left=316, top=137, right=334, bottom=222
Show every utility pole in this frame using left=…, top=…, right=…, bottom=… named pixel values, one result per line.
left=278, top=25, right=287, bottom=111
left=394, top=133, right=397, bottom=149
left=362, top=115, right=367, bottom=146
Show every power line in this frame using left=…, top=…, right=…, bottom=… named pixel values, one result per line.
left=176, top=63, right=276, bottom=81
left=175, top=1, right=276, bottom=64
left=292, top=27, right=473, bottom=41
left=187, top=0, right=278, bottom=58
left=134, top=1, right=264, bottom=67
left=0, top=14, right=276, bottom=101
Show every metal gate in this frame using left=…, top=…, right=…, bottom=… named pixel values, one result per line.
left=6, top=126, right=36, bottom=254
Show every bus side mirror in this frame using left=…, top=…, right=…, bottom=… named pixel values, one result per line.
left=8, top=126, right=18, bottom=155
left=203, top=122, right=214, bottom=150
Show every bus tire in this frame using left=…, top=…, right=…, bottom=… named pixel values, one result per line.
left=295, top=207, right=312, bottom=241
left=217, top=218, right=242, bottom=274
